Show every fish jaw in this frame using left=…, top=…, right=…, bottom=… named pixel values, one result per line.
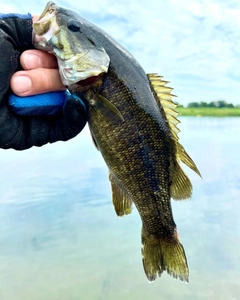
left=56, top=49, right=109, bottom=86
left=33, top=2, right=59, bottom=52
left=33, top=2, right=110, bottom=86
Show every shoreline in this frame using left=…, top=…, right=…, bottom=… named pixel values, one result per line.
left=177, top=107, right=240, bottom=117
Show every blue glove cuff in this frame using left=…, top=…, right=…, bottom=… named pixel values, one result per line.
left=0, top=13, right=31, bottom=20
left=9, top=91, right=69, bottom=116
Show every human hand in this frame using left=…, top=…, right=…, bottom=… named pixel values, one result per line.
left=11, top=49, right=65, bottom=96
left=0, top=14, right=87, bottom=150
left=11, top=14, right=65, bottom=97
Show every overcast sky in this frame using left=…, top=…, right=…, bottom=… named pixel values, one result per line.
left=2, top=0, right=240, bottom=105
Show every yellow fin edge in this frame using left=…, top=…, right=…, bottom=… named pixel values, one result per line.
left=147, top=73, right=201, bottom=200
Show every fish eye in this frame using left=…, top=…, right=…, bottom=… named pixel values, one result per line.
left=67, top=19, right=81, bottom=32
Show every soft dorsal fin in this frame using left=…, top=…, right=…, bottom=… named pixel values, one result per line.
left=147, top=73, right=201, bottom=200
left=176, top=143, right=201, bottom=178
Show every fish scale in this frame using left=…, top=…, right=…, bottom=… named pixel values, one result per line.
left=33, top=2, right=201, bottom=283
left=82, top=67, right=181, bottom=276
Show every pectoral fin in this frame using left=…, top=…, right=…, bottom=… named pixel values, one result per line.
left=109, top=172, right=132, bottom=216
left=94, top=93, right=124, bottom=122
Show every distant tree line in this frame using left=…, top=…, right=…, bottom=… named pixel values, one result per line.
left=178, top=100, right=240, bottom=108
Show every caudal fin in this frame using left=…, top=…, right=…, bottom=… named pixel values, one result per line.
left=141, top=232, right=189, bottom=282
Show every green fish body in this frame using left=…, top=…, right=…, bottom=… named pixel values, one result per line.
left=33, top=2, right=201, bottom=282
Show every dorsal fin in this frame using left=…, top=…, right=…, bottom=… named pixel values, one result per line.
left=147, top=73, right=201, bottom=200
left=147, top=73, right=180, bottom=143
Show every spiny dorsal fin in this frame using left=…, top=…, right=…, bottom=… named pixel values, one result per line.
left=147, top=73, right=180, bottom=143
left=109, top=172, right=132, bottom=216
left=147, top=73, right=201, bottom=200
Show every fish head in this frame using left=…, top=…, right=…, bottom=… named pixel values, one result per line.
left=33, top=2, right=110, bottom=86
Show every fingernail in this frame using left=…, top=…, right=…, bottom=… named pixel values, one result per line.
left=23, top=53, right=41, bottom=69
left=12, top=76, right=32, bottom=94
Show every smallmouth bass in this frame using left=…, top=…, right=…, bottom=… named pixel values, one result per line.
left=33, top=2, right=201, bottom=282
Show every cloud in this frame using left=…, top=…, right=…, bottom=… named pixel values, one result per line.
left=2, top=0, right=240, bottom=104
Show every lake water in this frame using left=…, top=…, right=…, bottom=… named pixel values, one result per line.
left=0, top=117, right=239, bottom=300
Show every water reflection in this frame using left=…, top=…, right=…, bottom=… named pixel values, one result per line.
left=0, top=118, right=239, bottom=299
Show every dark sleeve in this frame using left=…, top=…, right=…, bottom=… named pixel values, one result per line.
left=0, top=14, right=87, bottom=150
left=0, top=13, right=33, bottom=51
left=0, top=14, right=33, bottom=98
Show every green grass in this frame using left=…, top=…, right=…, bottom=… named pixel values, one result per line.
left=177, top=107, right=240, bottom=117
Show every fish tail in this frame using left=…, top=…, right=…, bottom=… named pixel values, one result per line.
left=141, top=229, right=189, bottom=282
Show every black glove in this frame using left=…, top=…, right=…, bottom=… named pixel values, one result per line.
left=0, top=14, right=87, bottom=150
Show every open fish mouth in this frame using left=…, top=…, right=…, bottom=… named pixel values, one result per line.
left=60, top=66, right=104, bottom=86
left=57, top=55, right=109, bottom=86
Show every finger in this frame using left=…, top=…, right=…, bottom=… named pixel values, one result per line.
left=32, top=15, right=39, bottom=23
left=10, top=69, right=65, bottom=96
left=20, top=50, right=59, bottom=70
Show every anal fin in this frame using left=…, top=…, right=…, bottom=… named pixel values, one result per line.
left=109, top=172, right=132, bottom=216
